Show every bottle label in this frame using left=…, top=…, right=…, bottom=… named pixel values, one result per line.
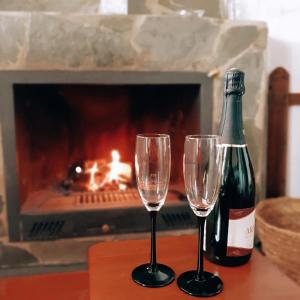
left=227, top=207, right=255, bottom=257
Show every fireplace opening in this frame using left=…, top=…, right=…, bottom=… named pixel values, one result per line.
left=8, top=78, right=207, bottom=241
left=15, top=83, right=200, bottom=208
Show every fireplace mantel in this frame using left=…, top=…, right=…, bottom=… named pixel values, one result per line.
left=0, top=12, right=267, bottom=269
left=0, top=13, right=267, bottom=72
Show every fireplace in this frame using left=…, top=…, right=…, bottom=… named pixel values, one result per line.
left=0, top=11, right=267, bottom=269
left=0, top=71, right=212, bottom=241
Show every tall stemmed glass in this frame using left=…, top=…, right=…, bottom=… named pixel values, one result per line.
left=132, top=134, right=175, bottom=287
left=177, top=135, right=224, bottom=297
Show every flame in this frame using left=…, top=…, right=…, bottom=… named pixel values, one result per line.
left=86, top=162, right=99, bottom=192
left=86, top=150, right=132, bottom=192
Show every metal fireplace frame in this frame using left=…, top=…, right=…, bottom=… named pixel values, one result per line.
left=0, top=70, right=212, bottom=241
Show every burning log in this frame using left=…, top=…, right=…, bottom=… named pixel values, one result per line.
left=85, top=150, right=132, bottom=192
left=61, top=150, right=132, bottom=193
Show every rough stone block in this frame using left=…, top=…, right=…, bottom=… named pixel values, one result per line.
left=215, top=25, right=260, bottom=65
left=0, top=13, right=29, bottom=68
left=27, top=14, right=137, bottom=69
left=133, top=16, right=220, bottom=69
left=0, top=243, right=38, bottom=267
left=128, top=0, right=222, bottom=18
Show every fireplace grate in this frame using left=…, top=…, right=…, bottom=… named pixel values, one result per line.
left=22, top=189, right=142, bottom=214
left=23, top=189, right=185, bottom=214
left=75, top=189, right=140, bottom=207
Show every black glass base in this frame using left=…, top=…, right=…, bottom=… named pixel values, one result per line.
left=132, top=263, right=175, bottom=288
left=177, top=271, right=223, bottom=297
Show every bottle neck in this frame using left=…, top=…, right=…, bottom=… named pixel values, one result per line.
left=219, top=93, right=245, bottom=145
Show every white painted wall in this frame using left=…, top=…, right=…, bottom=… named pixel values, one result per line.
left=234, top=0, right=300, bottom=197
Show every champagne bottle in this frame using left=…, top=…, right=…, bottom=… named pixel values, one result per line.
left=205, top=68, right=256, bottom=266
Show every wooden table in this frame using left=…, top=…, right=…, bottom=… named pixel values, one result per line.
left=88, top=235, right=300, bottom=300
left=0, top=271, right=89, bottom=300
left=0, top=235, right=299, bottom=300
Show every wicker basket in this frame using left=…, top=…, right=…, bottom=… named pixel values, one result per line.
left=256, top=197, right=300, bottom=285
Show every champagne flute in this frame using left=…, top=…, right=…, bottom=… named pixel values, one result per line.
left=177, top=135, right=224, bottom=297
left=132, top=134, right=175, bottom=287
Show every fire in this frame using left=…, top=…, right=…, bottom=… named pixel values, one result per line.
left=87, top=162, right=99, bottom=192
left=86, top=150, right=132, bottom=192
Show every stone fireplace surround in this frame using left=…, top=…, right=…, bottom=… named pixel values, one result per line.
left=0, top=12, right=267, bottom=270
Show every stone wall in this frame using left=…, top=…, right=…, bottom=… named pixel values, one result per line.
left=0, top=12, right=267, bottom=269
left=0, top=0, right=223, bottom=17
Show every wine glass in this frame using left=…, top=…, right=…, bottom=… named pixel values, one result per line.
left=177, top=135, right=224, bottom=297
left=132, top=133, right=175, bottom=287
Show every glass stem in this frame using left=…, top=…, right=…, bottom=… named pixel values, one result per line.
left=149, top=211, right=157, bottom=272
left=196, top=216, right=206, bottom=281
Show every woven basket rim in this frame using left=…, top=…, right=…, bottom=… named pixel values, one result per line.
left=256, top=197, right=300, bottom=237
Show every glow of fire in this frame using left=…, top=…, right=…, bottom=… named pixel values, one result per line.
left=86, top=150, right=132, bottom=192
